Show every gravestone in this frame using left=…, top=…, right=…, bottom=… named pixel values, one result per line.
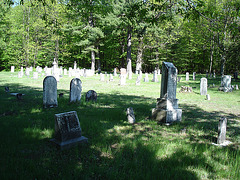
left=85, top=90, right=97, bottom=102
left=126, top=107, right=135, bottom=124
left=236, top=85, right=239, bottom=90
left=25, top=68, right=30, bottom=76
left=64, top=69, right=68, bottom=76
left=219, top=75, right=232, bottom=92
left=217, top=117, right=227, bottom=144
left=186, top=72, right=189, bottom=81
left=206, top=94, right=210, bottom=100
left=100, top=73, right=104, bottom=81
left=144, top=73, right=149, bottom=82
left=152, top=70, right=158, bottom=82
left=157, top=69, right=161, bottom=75
left=135, top=76, right=141, bottom=85
left=18, top=72, right=23, bottom=78
left=120, top=68, right=127, bottom=85
left=74, top=61, right=77, bottom=70
left=177, top=76, right=181, bottom=82
left=200, top=78, right=208, bottom=95
left=33, top=72, right=38, bottom=79
left=193, top=72, right=196, bottom=81
left=109, top=74, right=114, bottom=81
left=113, top=68, right=117, bottom=76
left=213, top=70, right=216, bottom=78
left=43, top=76, right=58, bottom=108
left=152, top=62, right=182, bottom=124
left=50, top=111, right=88, bottom=149
left=69, top=78, right=82, bottom=103
left=11, top=66, right=15, bottom=72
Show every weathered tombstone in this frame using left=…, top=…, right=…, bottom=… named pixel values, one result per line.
left=126, top=107, right=135, bottom=124
left=109, top=74, right=114, bottom=81
left=157, top=69, right=161, bottom=75
left=186, top=72, right=189, bottom=81
left=219, top=75, right=232, bottom=92
left=177, top=76, right=181, bottom=82
left=119, top=68, right=127, bottom=85
left=18, top=72, right=23, bottom=78
left=100, top=73, right=104, bottom=81
left=33, top=72, right=38, bottom=79
left=144, top=73, right=149, bottom=82
left=236, top=85, right=239, bottom=90
left=217, top=117, right=227, bottom=144
left=193, top=72, right=196, bottom=81
left=135, top=76, right=141, bottom=85
left=206, top=94, right=210, bottom=100
left=64, top=69, right=68, bottom=76
left=200, top=78, right=208, bottom=95
left=113, top=68, right=117, bottom=76
left=11, top=66, right=15, bottom=72
left=85, top=90, right=97, bottom=102
left=43, top=76, right=58, bottom=108
left=69, top=78, right=82, bottom=103
left=152, top=70, right=158, bottom=82
left=74, top=61, right=77, bottom=70
left=25, top=68, right=30, bottom=76
left=50, top=111, right=88, bottom=149
left=152, top=62, right=182, bottom=124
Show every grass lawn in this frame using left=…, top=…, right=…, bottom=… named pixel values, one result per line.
left=0, top=71, right=240, bottom=179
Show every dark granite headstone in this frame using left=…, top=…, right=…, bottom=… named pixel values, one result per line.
left=51, top=111, right=88, bottom=149
left=86, top=90, right=97, bottom=102
left=43, top=76, right=58, bottom=108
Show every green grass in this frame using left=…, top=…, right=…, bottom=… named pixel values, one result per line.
left=0, top=71, right=240, bottom=179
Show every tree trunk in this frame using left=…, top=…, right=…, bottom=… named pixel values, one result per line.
left=96, top=45, right=101, bottom=72
left=126, top=26, right=132, bottom=74
left=209, top=35, right=214, bottom=75
left=136, top=36, right=143, bottom=72
left=91, top=48, right=95, bottom=71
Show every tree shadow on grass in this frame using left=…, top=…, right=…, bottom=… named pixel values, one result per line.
left=0, top=82, right=240, bottom=179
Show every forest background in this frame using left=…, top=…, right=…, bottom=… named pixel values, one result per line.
left=0, top=0, right=239, bottom=75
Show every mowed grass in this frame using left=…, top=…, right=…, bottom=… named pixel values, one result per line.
left=0, top=71, right=240, bottom=179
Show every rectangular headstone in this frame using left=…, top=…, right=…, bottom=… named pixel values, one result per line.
left=144, top=73, right=149, bottom=82
left=186, top=72, right=189, bottom=81
left=51, top=111, right=88, bottom=149
left=11, top=66, right=15, bottom=72
left=217, top=117, right=227, bottom=144
left=43, top=76, right=58, bottom=108
left=200, top=78, right=207, bottom=95
left=219, top=75, right=232, bottom=92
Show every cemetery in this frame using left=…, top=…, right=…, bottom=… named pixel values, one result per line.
left=0, top=66, right=240, bottom=179
left=0, top=0, right=240, bottom=179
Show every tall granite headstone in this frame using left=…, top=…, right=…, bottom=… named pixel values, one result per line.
left=69, top=78, right=82, bottom=103
left=200, top=78, right=208, bottom=95
left=51, top=111, right=88, bottom=149
left=152, top=62, right=182, bottom=124
left=43, top=76, right=58, bottom=108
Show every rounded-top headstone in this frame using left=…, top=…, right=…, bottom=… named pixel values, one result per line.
left=69, top=78, right=82, bottom=103
left=43, top=76, right=58, bottom=108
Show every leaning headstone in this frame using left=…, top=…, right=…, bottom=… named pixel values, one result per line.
left=43, top=76, right=58, bottom=108
left=144, top=73, right=149, bottom=82
left=186, top=72, right=189, bottom=81
left=11, top=66, right=15, bottom=72
left=50, top=111, right=88, bottom=150
left=69, top=78, right=82, bottom=103
left=126, top=107, right=135, bottom=124
left=193, top=72, right=196, bottom=81
left=152, top=62, right=182, bottom=124
left=200, top=78, right=208, bottom=95
left=85, top=90, right=97, bottom=102
left=219, top=75, right=232, bottom=92
left=217, top=117, right=227, bottom=144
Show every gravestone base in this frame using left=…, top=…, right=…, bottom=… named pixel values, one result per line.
left=152, top=108, right=182, bottom=124
left=51, top=136, right=88, bottom=150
